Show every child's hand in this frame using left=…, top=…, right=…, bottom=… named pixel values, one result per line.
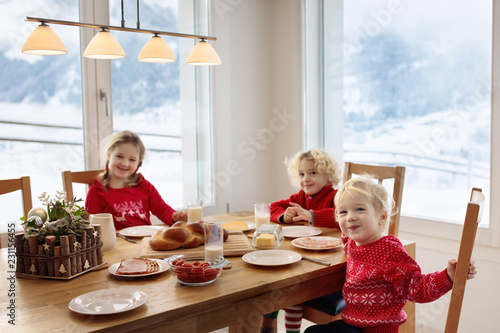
left=283, top=203, right=313, bottom=224
left=282, top=206, right=297, bottom=223
left=446, top=259, right=477, bottom=283
left=172, top=210, right=188, bottom=222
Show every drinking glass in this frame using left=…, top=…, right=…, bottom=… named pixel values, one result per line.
left=187, top=198, right=203, bottom=222
left=254, top=203, right=271, bottom=229
left=204, top=220, right=224, bottom=262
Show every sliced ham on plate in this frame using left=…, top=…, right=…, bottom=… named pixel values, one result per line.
left=291, top=236, right=343, bottom=250
left=116, top=258, right=160, bottom=275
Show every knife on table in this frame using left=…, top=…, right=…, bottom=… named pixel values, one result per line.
left=301, top=256, right=331, bottom=266
left=116, top=233, right=139, bottom=243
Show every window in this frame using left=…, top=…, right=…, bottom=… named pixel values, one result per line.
left=305, top=0, right=498, bottom=246
left=340, top=0, right=491, bottom=224
left=108, top=0, right=183, bottom=208
left=0, top=0, right=83, bottom=224
left=0, top=0, right=216, bottom=229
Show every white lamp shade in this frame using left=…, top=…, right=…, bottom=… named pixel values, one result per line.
left=83, top=30, right=125, bottom=59
left=137, top=35, right=176, bottom=63
left=186, top=40, right=221, bottom=66
left=22, top=24, right=67, bottom=55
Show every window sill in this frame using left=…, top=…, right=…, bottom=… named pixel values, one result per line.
left=399, top=214, right=500, bottom=257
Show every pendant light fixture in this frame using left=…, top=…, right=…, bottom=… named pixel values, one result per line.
left=21, top=22, right=67, bottom=56
left=22, top=0, right=220, bottom=65
left=83, top=28, right=126, bottom=59
left=186, top=39, right=222, bottom=66
left=137, top=34, right=176, bottom=63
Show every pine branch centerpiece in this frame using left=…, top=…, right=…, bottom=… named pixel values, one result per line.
left=15, top=191, right=105, bottom=279
left=22, top=191, right=89, bottom=241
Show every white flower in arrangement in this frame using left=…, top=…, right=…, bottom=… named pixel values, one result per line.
left=20, top=191, right=90, bottom=244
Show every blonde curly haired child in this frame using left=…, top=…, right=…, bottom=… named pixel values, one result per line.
left=271, top=149, right=341, bottom=227
left=261, top=149, right=341, bottom=333
left=305, top=176, right=478, bottom=333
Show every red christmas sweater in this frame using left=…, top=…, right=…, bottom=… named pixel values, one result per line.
left=341, top=235, right=453, bottom=332
left=270, top=184, right=339, bottom=228
left=85, top=175, right=177, bottom=230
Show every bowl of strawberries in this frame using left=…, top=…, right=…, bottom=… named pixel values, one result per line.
left=165, top=254, right=227, bottom=286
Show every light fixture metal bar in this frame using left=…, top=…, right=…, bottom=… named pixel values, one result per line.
left=26, top=16, right=217, bottom=41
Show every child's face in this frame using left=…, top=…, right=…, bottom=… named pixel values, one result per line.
left=336, top=192, right=385, bottom=246
left=298, top=159, right=330, bottom=196
left=108, top=142, right=141, bottom=181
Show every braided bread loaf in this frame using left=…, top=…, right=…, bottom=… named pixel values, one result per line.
left=149, top=221, right=229, bottom=251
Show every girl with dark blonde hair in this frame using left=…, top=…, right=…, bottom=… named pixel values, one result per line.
left=85, top=131, right=187, bottom=230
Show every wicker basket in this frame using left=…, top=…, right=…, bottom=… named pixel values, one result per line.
left=15, top=225, right=105, bottom=280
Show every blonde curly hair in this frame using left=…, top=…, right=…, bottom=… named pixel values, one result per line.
left=286, top=149, right=341, bottom=189
left=334, top=175, right=395, bottom=227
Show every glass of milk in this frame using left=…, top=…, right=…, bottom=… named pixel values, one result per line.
left=187, top=198, right=203, bottom=222
left=254, top=203, right=271, bottom=229
left=204, top=220, right=224, bottom=262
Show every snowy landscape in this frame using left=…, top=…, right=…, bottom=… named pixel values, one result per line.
left=0, top=0, right=183, bottom=230
left=340, top=0, right=491, bottom=224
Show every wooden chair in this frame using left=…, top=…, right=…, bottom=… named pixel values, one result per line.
left=62, top=170, right=103, bottom=202
left=444, top=187, right=484, bottom=333
left=342, top=162, right=406, bottom=237
left=303, top=162, right=406, bottom=326
left=0, top=176, right=33, bottom=248
left=0, top=176, right=33, bottom=218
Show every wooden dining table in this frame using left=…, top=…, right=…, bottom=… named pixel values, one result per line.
left=0, top=211, right=415, bottom=333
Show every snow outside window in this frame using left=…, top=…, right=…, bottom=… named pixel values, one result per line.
left=305, top=0, right=498, bottom=246
left=0, top=0, right=212, bottom=231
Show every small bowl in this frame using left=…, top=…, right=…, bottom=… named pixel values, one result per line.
left=165, top=254, right=227, bottom=286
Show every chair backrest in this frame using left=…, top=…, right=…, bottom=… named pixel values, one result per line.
left=444, top=188, right=485, bottom=333
left=62, top=170, right=103, bottom=202
left=343, top=162, right=406, bottom=237
left=0, top=176, right=33, bottom=218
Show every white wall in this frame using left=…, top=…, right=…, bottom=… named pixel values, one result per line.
left=211, top=0, right=498, bottom=332
left=400, top=228, right=500, bottom=332
left=212, top=0, right=302, bottom=213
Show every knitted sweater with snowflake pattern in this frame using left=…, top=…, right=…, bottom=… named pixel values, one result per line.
left=341, top=235, right=453, bottom=331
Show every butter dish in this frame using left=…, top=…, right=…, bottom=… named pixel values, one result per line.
left=251, top=224, right=284, bottom=250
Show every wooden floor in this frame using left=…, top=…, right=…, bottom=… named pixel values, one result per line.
left=211, top=310, right=315, bottom=333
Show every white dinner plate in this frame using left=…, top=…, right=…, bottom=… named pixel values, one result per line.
left=281, top=226, right=322, bottom=238
left=223, top=221, right=256, bottom=232
left=108, top=259, right=169, bottom=277
left=68, top=289, right=147, bottom=315
left=242, top=250, right=302, bottom=266
left=291, top=236, right=343, bottom=251
left=119, top=225, right=166, bottom=237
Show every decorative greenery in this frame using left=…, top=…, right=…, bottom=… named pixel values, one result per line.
left=21, top=191, right=90, bottom=244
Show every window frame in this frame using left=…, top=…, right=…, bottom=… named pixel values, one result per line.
left=179, top=0, right=219, bottom=215
left=81, top=0, right=219, bottom=213
left=80, top=0, right=113, bottom=171
left=304, top=0, right=500, bottom=248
